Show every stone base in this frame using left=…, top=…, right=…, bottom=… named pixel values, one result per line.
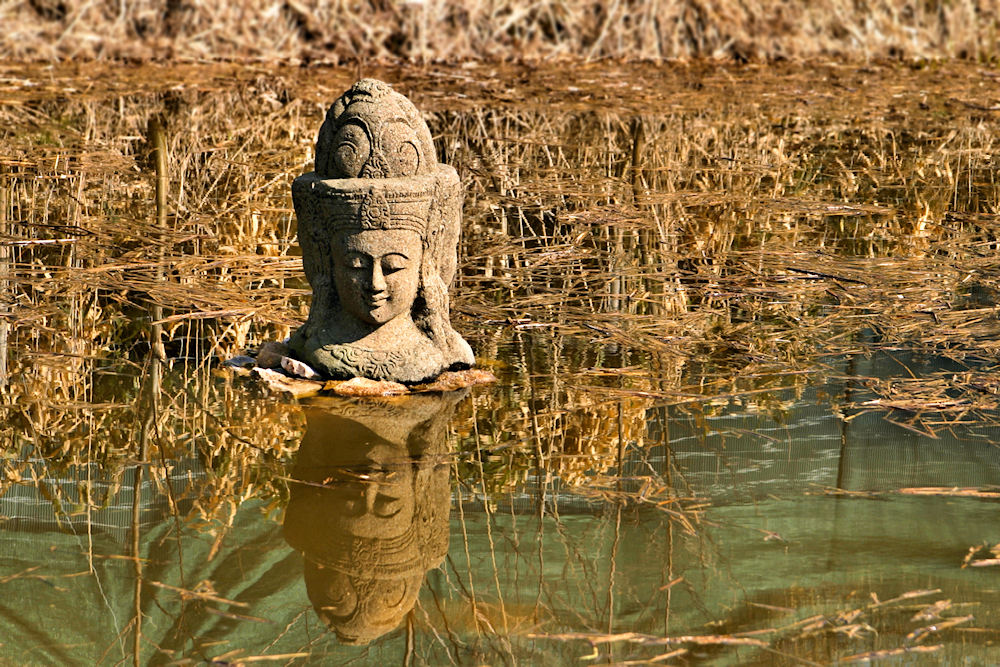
left=225, top=352, right=496, bottom=400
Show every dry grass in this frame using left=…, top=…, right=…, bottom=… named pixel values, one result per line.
left=3, top=59, right=1000, bottom=522
left=3, top=0, right=1000, bottom=64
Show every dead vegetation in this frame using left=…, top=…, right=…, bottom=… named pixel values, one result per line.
left=3, top=0, right=1000, bottom=64
left=4, top=60, right=1000, bottom=503
left=528, top=588, right=978, bottom=664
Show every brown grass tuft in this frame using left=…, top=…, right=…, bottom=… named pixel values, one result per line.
left=2, top=0, right=1000, bottom=64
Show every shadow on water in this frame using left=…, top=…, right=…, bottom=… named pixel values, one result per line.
left=1, top=61, right=1000, bottom=663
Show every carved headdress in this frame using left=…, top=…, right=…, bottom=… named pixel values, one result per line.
left=293, top=79, right=456, bottom=244
left=315, top=78, right=437, bottom=180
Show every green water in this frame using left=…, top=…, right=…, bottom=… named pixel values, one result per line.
left=1, top=348, right=998, bottom=664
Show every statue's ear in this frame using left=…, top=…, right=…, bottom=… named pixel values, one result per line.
left=430, top=169, right=461, bottom=286
left=316, top=118, right=333, bottom=176
left=419, top=241, right=443, bottom=288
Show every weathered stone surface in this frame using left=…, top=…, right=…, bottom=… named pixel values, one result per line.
left=283, top=392, right=463, bottom=644
left=250, top=367, right=324, bottom=398
left=412, top=368, right=499, bottom=392
left=330, top=376, right=409, bottom=397
left=287, top=79, right=475, bottom=384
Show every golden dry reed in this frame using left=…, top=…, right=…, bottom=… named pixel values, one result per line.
left=3, top=0, right=1000, bottom=63
left=3, top=61, right=1000, bottom=525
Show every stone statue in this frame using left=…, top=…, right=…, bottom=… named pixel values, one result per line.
left=283, top=392, right=462, bottom=644
left=287, top=79, right=475, bottom=384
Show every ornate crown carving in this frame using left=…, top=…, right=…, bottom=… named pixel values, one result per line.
left=329, top=187, right=431, bottom=236
left=293, top=170, right=450, bottom=239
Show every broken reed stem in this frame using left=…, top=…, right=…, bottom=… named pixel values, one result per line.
left=148, top=117, right=168, bottom=362
left=129, top=117, right=171, bottom=666
left=0, top=164, right=9, bottom=387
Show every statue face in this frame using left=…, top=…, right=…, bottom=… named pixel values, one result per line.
left=333, top=230, right=421, bottom=327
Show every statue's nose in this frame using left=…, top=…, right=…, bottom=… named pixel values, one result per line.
left=369, top=263, right=387, bottom=293
left=364, top=483, right=379, bottom=513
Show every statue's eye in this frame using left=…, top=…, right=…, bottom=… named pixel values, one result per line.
left=373, top=493, right=402, bottom=518
left=333, top=123, right=370, bottom=178
left=382, top=254, right=409, bottom=274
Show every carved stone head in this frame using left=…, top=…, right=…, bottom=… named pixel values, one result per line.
left=288, top=79, right=474, bottom=384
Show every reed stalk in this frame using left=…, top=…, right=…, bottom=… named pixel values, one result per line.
left=0, top=164, right=9, bottom=388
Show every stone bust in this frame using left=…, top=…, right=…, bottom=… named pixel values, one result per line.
left=287, top=79, right=475, bottom=384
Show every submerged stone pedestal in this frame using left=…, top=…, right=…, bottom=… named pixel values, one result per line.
left=287, top=79, right=474, bottom=384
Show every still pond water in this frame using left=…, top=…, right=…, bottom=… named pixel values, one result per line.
left=1, top=61, right=1000, bottom=664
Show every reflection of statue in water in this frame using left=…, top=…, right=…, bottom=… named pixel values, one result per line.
left=283, top=392, right=463, bottom=644
left=288, top=79, right=475, bottom=383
